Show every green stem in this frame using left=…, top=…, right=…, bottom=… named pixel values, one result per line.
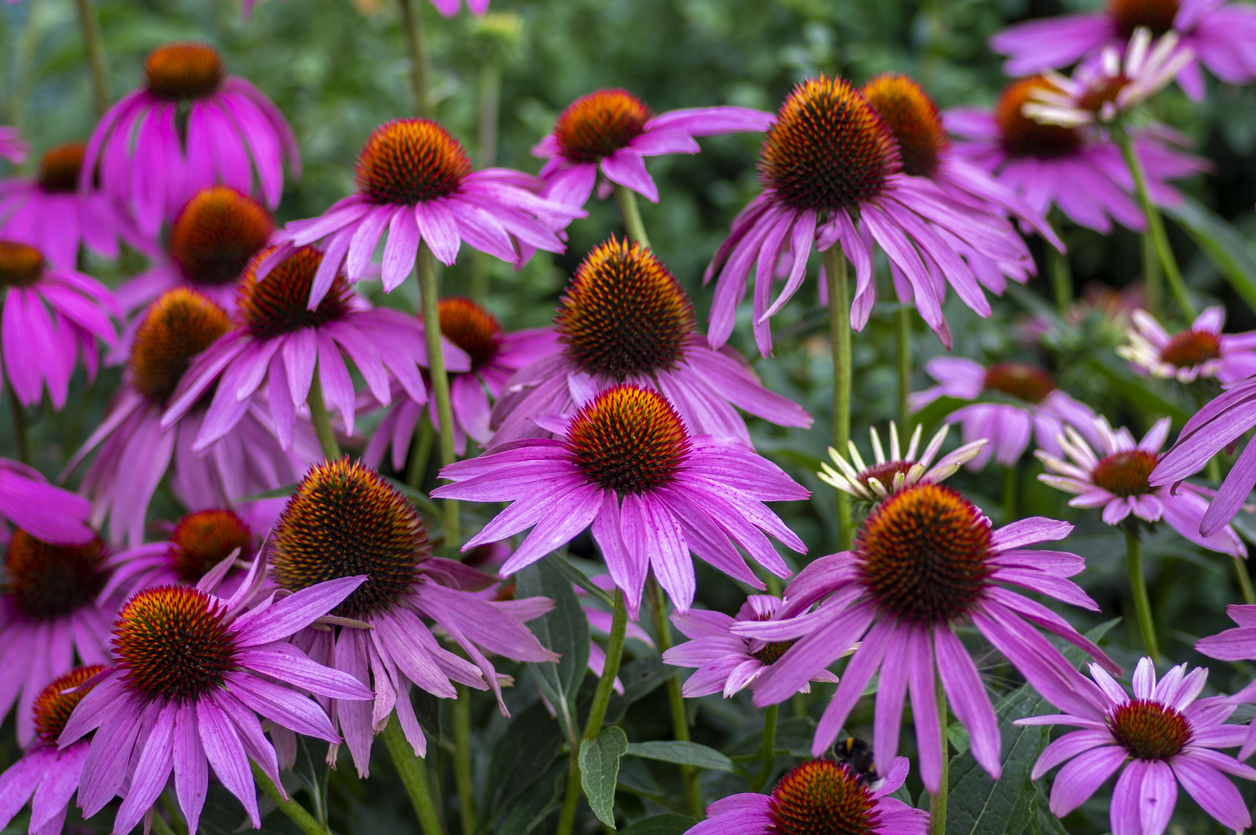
left=406, top=416, right=436, bottom=490
left=5, top=381, right=30, bottom=465
left=615, top=185, right=652, bottom=250
left=149, top=810, right=179, bottom=835
left=1003, top=465, right=1017, bottom=524
left=453, top=684, right=476, bottom=835
left=1233, top=556, right=1256, bottom=606
left=72, top=0, right=108, bottom=117
left=896, top=306, right=912, bottom=431
left=928, top=675, right=948, bottom=835
left=419, top=242, right=460, bottom=547
left=306, top=369, right=341, bottom=461
left=396, top=0, right=432, bottom=117
left=250, top=761, right=332, bottom=835
left=824, top=247, right=853, bottom=551
left=752, top=703, right=778, bottom=792
left=556, top=748, right=582, bottom=835
left=160, top=790, right=188, bottom=835
left=1142, top=223, right=1162, bottom=319
left=478, top=63, right=501, bottom=168
left=649, top=578, right=703, bottom=818
left=382, top=718, right=446, bottom=835
left=1049, top=239, right=1073, bottom=320
left=1115, top=128, right=1193, bottom=319
left=1125, top=528, right=1160, bottom=661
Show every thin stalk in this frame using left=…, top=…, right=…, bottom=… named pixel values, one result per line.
left=896, top=306, right=912, bottom=431
left=615, top=185, right=653, bottom=250
left=5, top=381, right=30, bottom=465
left=477, top=64, right=501, bottom=168
left=1003, top=465, right=1017, bottom=524
left=928, top=675, right=949, bottom=835
left=751, top=703, right=778, bottom=792
left=1115, top=129, right=1194, bottom=319
left=1142, top=225, right=1162, bottom=319
left=150, top=810, right=179, bottom=835
left=72, top=0, right=109, bottom=117
left=649, top=578, right=703, bottom=818
left=160, top=790, right=188, bottom=835
left=250, top=761, right=332, bottom=835
left=1049, top=241, right=1073, bottom=319
left=453, top=684, right=476, bottom=835
left=1125, top=528, right=1160, bottom=661
left=556, top=749, right=582, bottom=835
left=406, top=416, right=436, bottom=490
left=1233, top=556, right=1256, bottom=606
left=306, top=370, right=341, bottom=461
left=382, top=718, right=446, bottom=835
left=824, top=248, right=853, bottom=551
left=396, top=0, right=432, bottom=118
left=419, top=242, right=460, bottom=547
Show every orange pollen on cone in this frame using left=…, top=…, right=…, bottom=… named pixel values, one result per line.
left=169, top=187, right=275, bottom=289
left=236, top=246, right=352, bottom=340
left=552, top=89, right=653, bottom=164
left=37, top=143, right=87, bottom=193
left=767, top=759, right=881, bottom=835
left=168, top=509, right=254, bottom=583
left=995, top=77, right=1083, bottom=159
left=1109, top=0, right=1181, bottom=38
left=4, top=529, right=107, bottom=620
left=32, top=665, right=106, bottom=744
left=983, top=362, right=1056, bottom=404
left=1091, top=450, right=1158, bottom=498
left=0, top=240, right=45, bottom=288
left=1108, top=698, right=1191, bottom=760
left=144, top=43, right=225, bottom=101
left=565, top=385, right=690, bottom=495
left=129, top=288, right=233, bottom=406
left=436, top=297, right=503, bottom=369
left=355, top=118, right=472, bottom=205
left=861, top=73, right=949, bottom=179
left=1160, top=329, right=1222, bottom=368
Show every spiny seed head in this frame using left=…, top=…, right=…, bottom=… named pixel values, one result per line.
left=5, top=529, right=106, bottom=620
left=113, top=586, right=238, bottom=702
left=1108, top=699, right=1191, bottom=760
left=1160, top=329, right=1221, bottom=368
left=37, top=143, right=86, bottom=193
left=436, top=297, right=502, bottom=369
left=130, top=288, right=232, bottom=406
left=237, top=246, right=352, bottom=340
left=759, top=76, right=900, bottom=213
left=996, top=77, right=1083, bottom=159
left=767, top=759, right=880, bottom=835
left=32, top=665, right=106, bottom=744
left=566, top=385, right=690, bottom=495
left=753, top=640, right=796, bottom=665
left=271, top=459, right=430, bottom=619
left=169, top=509, right=253, bottom=583
left=858, top=461, right=915, bottom=492
left=857, top=484, right=993, bottom=626
left=861, top=74, right=949, bottom=179
left=553, top=89, right=652, bottom=164
left=355, top=119, right=472, bottom=205
left=1091, top=450, right=1158, bottom=498
left=1109, top=0, right=1180, bottom=38
left=169, top=187, right=274, bottom=288
left=0, top=240, right=45, bottom=288
left=983, top=362, right=1056, bottom=404
left=556, top=236, right=694, bottom=380
left=144, top=43, right=224, bottom=101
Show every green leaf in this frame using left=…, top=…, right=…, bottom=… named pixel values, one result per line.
left=1085, top=357, right=1188, bottom=424
left=480, top=700, right=564, bottom=826
left=625, top=741, right=747, bottom=776
left=516, top=558, right=591, bottom=742
left=1165, top=196, right=1256, bottom=316
left=290, top=736, right=331, bottom=829
left=548, top=551, right=615, bottom=607
left=497, top=763, right=568, bottom=835
left=618, top=813, right=699, bottom=835
left=581, top=726, right=629, bottom=828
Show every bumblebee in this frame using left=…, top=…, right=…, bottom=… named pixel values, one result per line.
left=834, top=737, right=879, bottom=786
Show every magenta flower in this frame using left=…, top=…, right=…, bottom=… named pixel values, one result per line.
left=1038, top=416, right=1246, bottom=556
left=59, top=558, right=373, bottom=835
left=0, top=240, right=119, bottom=409
left=268, top=459, right=557, bottom=774
left=1196, top=604, right=1256, bottom=757
left=739, top=483, right=1116, bottom=793
left=435, top=384, right=809, bottom=617
left=819, top=422, right=987, bottom=503
left=0, top=143, right=154, bottom=269
left=909, top=357, right=1098, bottom=469
left=685, top=756, right=927, bottom=835
left=532, top=88, right=772, bottom=209
left=705, top=75, right=1032, bottom=354
left=268, top=118, right=583, bottom=306
left=1117, top=305, right=1256, bottom=384
left=83, top=42, right=299, bottom=237
left=665, top=594, right=839, bottom=699
left=0, top=665, right=104, bottom=835
left=990, top=0, right=1256, bottom=100
left=0, top=459, right=94, bottom=545
left=1019, top=658, right=1256, bottom=835
left=490, top=237, right=812, bottom=447
left=0, top=126, right=26, bottom=164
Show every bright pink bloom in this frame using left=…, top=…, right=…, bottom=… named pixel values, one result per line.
left=0, top=459, right=94, bottom=545
left=0, top=126, right=26, bottom=164
left=1117, top=305, right=1256, bottom=383
left=1196, top=604, right=1256, bottom=757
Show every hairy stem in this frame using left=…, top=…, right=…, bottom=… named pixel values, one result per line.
left=752, top=703, right=778, bottom=792
left=453, top=685, right=476, bottom=835
left=1125, top=528, right=1160, bottom=661
left=1233, top=556, right=1256, bottom=606
left=649, top=578, right=703, bottom=817
left=72, top=0, right=109, bottom=117
left=824, top=247, right=853, bottom=551
left=615, top=185, right=653, bottom=250
left=382, top=718, right=446, bottom=835
left=251, top=761, right=332, bottom=835
left=1049, top=239, right=1073, bottom=319
left=5, top=381, right=30, bottom=465
left=396, top=0, right=432, bottom=117
left=928, top=676, right=949, bottom=835
left=306, top=370, right=340, bottom=461
left=419, top=241, right=460, bottom=547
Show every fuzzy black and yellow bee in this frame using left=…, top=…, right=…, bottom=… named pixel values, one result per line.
left=834, top=737, right=879, bottom=786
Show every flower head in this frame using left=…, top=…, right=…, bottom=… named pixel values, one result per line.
left=1117, top=305, right=1256, bottom=384
left=1196, top=604, right=1256, bottom=757
left=819, top=422, right=986, bottom=503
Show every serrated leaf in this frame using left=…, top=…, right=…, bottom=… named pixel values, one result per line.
left=1165, top=196, right=1256, bottom=316
left=516, top=557, right=591, bottom=742
left=625, top=741, right=746, bottom=776
left=581, top=726, right=629, bottom=828
left=618, top=813, right=699, bottom=835
left=480, top=700, right=564, bottom=826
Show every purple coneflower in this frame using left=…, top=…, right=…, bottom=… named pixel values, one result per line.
left=0, top=459, right=94, bottom=545
left=490, top=237, right=812, bottom=447
left=435, top=384, right=809, bottom=617
left=739, top=483, right=1116, bottom=793
left=1019, top=657, right=1255, bottom=835
left=819, top=422, right=986, bottom=503
left=0, top=239, right=119, bottom=409
left=1039, top=416, right=1246, bottom=556
left=1117, top=306, right=1256, bottom=383
left=909, top=357, right=1098, bottom=469
left=269, top=459, right=556, bottom=774
left=0, top=665, right=104, bottom=835
left=268, top=119, right=583, bottom=306
left=84, top=42, right=298, bottom=237
left=0, top=126, right=25, bottom=164
left=1196, top=604, right=1256, bottom=757
left=532, top=88, right=772, bottom=209
left=684, top=756, right=927, bottom=835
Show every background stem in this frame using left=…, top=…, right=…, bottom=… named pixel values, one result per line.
left=751, top=703, right=778, bottom=792
left=1049, top=241, right=1073, bottom=319
left=251, top=761, right=332, bottom=835
left=72, top=0, right=109, bottom=117
left=453, top=685, right=476, bottom=835
left=5, top=381, right=30, bottom=465
left=406, top=416, right=435, bottom=490
left=649, top=578, right=703, bottom=817
left=896, top=306, right=912, bottom=431
left=615, top=185, right=652, bottom=250
left=824, top=247, right=853, bottom=551
left=928, top=676, right=949, bottom=835
left=1125, top=528, right=1160, bottom=661
left=382, top=719, right=446, bottom=835
left=306, top=370, right=341, bottom=461
left=419, top=242, right=460, bottom=547
left=1233, top=555, right=1256, bottom=606
left=396, top=0, right=432, bottom=117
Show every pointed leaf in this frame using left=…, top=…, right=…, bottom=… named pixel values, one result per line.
left=580, top=726, right=628, bottom=828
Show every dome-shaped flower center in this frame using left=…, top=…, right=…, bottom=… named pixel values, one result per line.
left=857, top=484, right=993, bottom=625
left=5, top=529, right=106, bottom=620
left=113, top=586, right=239, bottom=702
left=983, top=362, right=1056, bottom=404
left=32, top=664, right=106, bottom=744
left=555, top=237, right=694, bottom=381
left=1076, top=75, right=1132, bottom=116
left=759, top=76, right=900, bottom=214
left=169, top=187, right=274, bottom=289
left=553, top=89, right=653, bottom=164
left=237, top=246, right=352, bottom=340
left=566, top=385, right=690, bottom=495
left=767, top=759, right=880, bottom=835
left=168, top=509, right=254, bottom=583
left=37, top=143, right=86, bottom=193
left=355, top=118, right=472, bottom=205
left=437, top=297, right=502, bottom=370
left=1160, top=329, right=1222, bottom=368
left=130, top=288, right=233, bottom=406
left=0, top=240, right=45, bottom=288
left=272, top=459, right=430, bottom=620
left=1091, top=450, right=1158, bottom=498
left=1109, top=0, right=1180, bottom=38
left=1108, top=698, right=1191, bottom=760
left=858, top=460, right=915, bottom=493
left=861, top=74, right=949, bottom=179
left=996, top=78, right=1083, bottom=159
left=144, top=43, right=224, bottom=101
left=753, top=640, right=796, bottom=665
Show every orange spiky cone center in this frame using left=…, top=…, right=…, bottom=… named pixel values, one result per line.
left=862, top=74, right=949, bottom=179
left=553, top=89, right=653, bottom=163
left=5, top=529, right=106, bottom=620
left=129, top=288, right=233, bottom=406
left=355, top=118, right=472, bottom=205
left=169, top=187, right=274, bottom=289
left=144, top=43, right=224, bottom=100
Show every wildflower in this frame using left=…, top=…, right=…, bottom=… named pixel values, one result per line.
left=819, top=422, right=986, bottom=503
left=1117, top=306, right=1256, bottom=384
left=1196, top=604, right=1256, bottom=757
